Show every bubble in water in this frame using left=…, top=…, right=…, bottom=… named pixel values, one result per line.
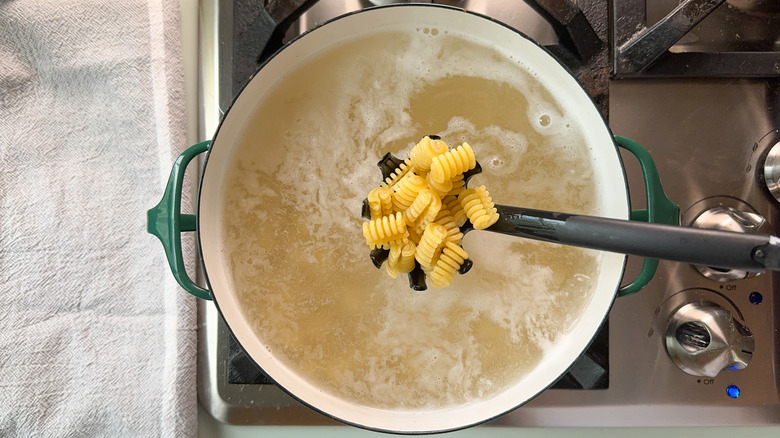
left=539, top=114, right=551, bottom=126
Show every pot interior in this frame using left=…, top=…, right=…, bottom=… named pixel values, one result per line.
left=199, top=4, right=628, bottom=433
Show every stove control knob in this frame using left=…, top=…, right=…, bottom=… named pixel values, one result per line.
left=665, top=302, right=754, bottom=377
left=763, top=140, right=780, bottom=202
left=691, top=206, right=767, bottom=281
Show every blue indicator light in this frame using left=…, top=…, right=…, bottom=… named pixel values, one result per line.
left=749, top=292, right=763, bottom=305
left=726, top=385, right=741, bottom=399
left=727, top=364, right=741, bottom=371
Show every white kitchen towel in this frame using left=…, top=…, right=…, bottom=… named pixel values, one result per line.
left=0, top=1, right=197, bottom=436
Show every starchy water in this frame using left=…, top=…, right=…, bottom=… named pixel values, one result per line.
left=221, top=29, right=602, bottom=410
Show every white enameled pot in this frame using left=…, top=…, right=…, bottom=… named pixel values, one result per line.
left=149, top=4, right=675, bottom=434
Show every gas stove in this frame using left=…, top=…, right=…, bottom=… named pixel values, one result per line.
left=197, top=0, right=780, bottom=427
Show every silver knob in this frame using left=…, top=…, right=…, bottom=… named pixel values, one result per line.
left=691, top=206, right=767, bottom=280
left=764, top=141, right=780, bottom=202
left=665, top=302, right=754, bottom=377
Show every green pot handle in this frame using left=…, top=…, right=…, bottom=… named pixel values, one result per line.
left=614, top=136, right=680, bottom=297
left=147, top=141, right=212, bottom=300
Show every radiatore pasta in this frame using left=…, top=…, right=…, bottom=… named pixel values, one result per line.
left=366, top=186, right=394, bottom=219
left=429, top=242, right=470, bottom=289
left=362, top=212, right=407, bottom=249
left=392, top=173, right=427, bottom=212
left=459, top=186, right=500, bottom=230
left=415, top=223, right=449, bottom=272
left=360, top=136, right=500, bottom=289
left=409, top=136, right=448, bottom=171
left=430, top=143, right=477, bottom=184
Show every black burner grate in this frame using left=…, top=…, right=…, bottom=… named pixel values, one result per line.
left=227, top=330, right=274, bottom=384
left=612, top=0, right=780, bottom=78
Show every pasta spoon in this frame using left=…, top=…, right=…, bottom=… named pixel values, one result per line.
left=367, top=151, right=780, bottom=290
left=372, top=202, right=780, bottom=291
left=462, top=204, right=780, bottom=274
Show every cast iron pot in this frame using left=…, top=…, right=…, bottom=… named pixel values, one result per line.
left=148, top=4, right=677, bottom=434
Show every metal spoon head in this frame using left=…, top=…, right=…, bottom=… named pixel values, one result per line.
left=377, top=152, right=406, bottom=181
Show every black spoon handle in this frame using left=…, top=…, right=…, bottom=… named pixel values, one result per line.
left=475, top=204, right=780, bottom=272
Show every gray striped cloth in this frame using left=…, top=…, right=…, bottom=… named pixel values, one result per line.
left=0, top=1, right=197, bottom=436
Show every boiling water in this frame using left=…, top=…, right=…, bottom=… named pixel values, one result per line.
left=222, top=29, right=603, bottom=410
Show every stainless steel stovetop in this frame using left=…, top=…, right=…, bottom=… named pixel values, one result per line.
left=197, top=0, right=780, bottom=427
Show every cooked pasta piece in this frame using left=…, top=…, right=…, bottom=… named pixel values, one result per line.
left=414, top=223, right=448, bottom=272
left=416, top=191, right=443, bottom=234
left=362, top=212, right=407, bottom=249
left=442, top=195, right=467, bottom=227
left=410, top=136, right=449, bottom=172
left=433, top=209, right=463, bottom=245
left=403, top=189, right=442, bottom=234
left=367, top=186, right=394, bottom=219
left=385, top=240, right=403, bottom=278
left=426, top=172, right=453, bottom=198
left=459, top=185, right=499, bottom=230
left=446, top=174, right=466, bottom=198
left=403, top=189, right=433, bottom=224
left=406, top=226, right=423, bottom=245
left=429, top=142, right=476, bottom=184
left=429, top=242, right=469, bottom=288
left=392, top=172, right=427, bottom=212
left=397, top=240, right=417, bottom=274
